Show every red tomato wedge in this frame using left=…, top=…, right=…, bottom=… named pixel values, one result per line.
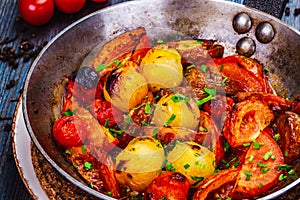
left=145, top=172, right=190, bottom=200
left=223, top=100, right=274, bottom=147
left=193, top=168, right=240, bottom=200
left=230, top=131, right=284, bottom=199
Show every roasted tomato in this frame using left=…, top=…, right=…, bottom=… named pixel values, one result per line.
left=192, top=168, right=240, bottom=200
left=235, top=92, right=295, bottom=112
left=91, top=99, right=123, bottom=127
left=203, top=95, right=234, bottom=123
left=53, top=116, right=87, bottom=147
left=223, top=100, right=274, bottom=147
left=274, top=111, right=300, bottom=164
left=93, top=28, right=150, bottom=69
left=230, top=131, right=284, bottom=199
left=199, top=111, right=222, bottom=151
left=144, top=172, right=190, bottom=200
left=207, top=55, right=269, bottom=94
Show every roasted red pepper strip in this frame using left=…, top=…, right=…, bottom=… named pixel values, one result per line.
left=230, top=131, right=284, bottom=199
left=192, top=168, right=240, bottom=200
left=223, top=100, right=274, bottom=147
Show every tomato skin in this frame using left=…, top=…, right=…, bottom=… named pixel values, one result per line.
left=18, top=0, right=54, bottom=26
left=144, top=172, right=190, bottom=200
left=53, top=116, right=87, bottom=147
left=54, top=0, right=86, bottom=14
left=230, top=131, right=284, bottom=199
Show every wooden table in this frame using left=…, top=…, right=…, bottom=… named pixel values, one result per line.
left=0, top=0, right=299, bottom=199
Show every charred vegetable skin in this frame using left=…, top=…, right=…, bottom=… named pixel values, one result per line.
left=52, top=28, right=300, bottom=199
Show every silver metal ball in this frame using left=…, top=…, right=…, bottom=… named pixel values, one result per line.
left=255, top=22, right=275, bottom=43
left=236, top=37, right=256, bottom=57
left=233, top=12, right=252, bottom=34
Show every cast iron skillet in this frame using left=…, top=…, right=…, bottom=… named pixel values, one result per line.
left=22, top=0, right=300, bottom=199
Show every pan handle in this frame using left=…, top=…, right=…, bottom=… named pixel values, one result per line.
left=243, top=0, right=288, bottom=19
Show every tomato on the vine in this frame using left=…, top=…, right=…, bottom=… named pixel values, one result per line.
left=54, top=0, right=86, bottom=14
left=18, top=0, right=55, bottom=26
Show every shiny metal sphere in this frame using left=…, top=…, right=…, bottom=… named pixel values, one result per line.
left=255, top=22, right=275, bottom=43
left=236, top=37, right=256, bottom=57
left=233, top=12, right=252, bottom=34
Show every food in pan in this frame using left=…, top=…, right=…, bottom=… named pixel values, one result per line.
left=52, top=28, right=300, bottom=199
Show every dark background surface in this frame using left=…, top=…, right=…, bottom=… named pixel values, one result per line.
left=0, top=0, right=299, bottom=199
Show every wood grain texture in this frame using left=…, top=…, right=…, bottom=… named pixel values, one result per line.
left=0, top=0, right=299, bottom=199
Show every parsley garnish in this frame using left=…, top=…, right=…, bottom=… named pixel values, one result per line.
left=263, top=151, right=275, bottom=160
left=171, top=94, right=190, bottom=103
left=164, top=114, right=176, bottom=126
left=64, top=108, right=77, bottom=116
left=245, top=171, right=252, bottom=181
left=84, top=162, right=94, bottom=171
left=252, top=139, right=264, bottom=150
left=201, top=64, right=207, bottom=73
left=184, top=164, right=190, bottom=169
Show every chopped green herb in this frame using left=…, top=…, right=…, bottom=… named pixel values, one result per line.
left=86, top=104, right=92, bottom=109
left=132, top=103, right=146, bottom=110
left=288, top=169, right=295, bottom=175
left=258, top=162, right=268, bottom=168
left=107, top=60, right=123, bottom=68
left=248, top=155, right=254, bottom=162
left=64, top=108, right=77, bottom=116
left=244, top=171, right=252, bottom=181
left=191, top=176, right=204, bottom=181
left=194, top=40, right=204, bottom=44
left=284, top=152, right=289, bottom=157
left=166, top=163, right=176, bottom=172
left=201, top=64, right=207, bottom=73
left=186, top=64, right=195, bottom=69
left=65, top=149, right=72, bottom=155
left=95, top=63, right=107, bottom=71
left=90, top=182, right=94, bottom=188
left=157, top=39, right=165, bottom=44
left=263, top=151, right=275, bottom=160
left=107, top=191, right=112, bottom=196
left=141, top=121, right=150, bottom=126
left=144, top=102, right=152, bottom=114
left=171, top=94, right=190, bottom=103
left=259, top=183, right=263, bottom=188
left=226, top=198, right=232, bottom=200
left=252, top=139, right=264, bottom=150
left=81, top=144, right=87, bottom=153
left=220, top=64, right=224, bottom=71
left=222, top=77, right=228, bottom=85
left=277, top=164, right=293, bottom=171
left=153, top=127, right=159, bottom=138
left=104, top=118, right=110, bottom=128
left=184, top=73, right=190, bottom=77
left=273, top=133, right=280, bottom=142
left=164, top=114, right=176, bottom=126
left=196, top=95, right=214, bottom=106
left=279, top=174, right=287, bottom=181
left=194, top=152, right=201, bottom=157
left=184, top=164, right=190, bottom=169
left=84, top=161, right=94, bottom=170
left=261, top=168, right=270, bottom=174
left=224, top=141, right=230, bottom=152
left=243, top=143, right=251, bottom=147
left=204, top=87, right=217, bottom=96
left=73, top=164, right=79, bottom=169
left=264, top=67, right=270, bottom=72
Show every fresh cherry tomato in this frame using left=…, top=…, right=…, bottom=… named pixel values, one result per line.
left=53, top=116, right=87, bottom=147
left=18, top=0, right=54, bottom=26
left=54, top=0, right=86, bottom=14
